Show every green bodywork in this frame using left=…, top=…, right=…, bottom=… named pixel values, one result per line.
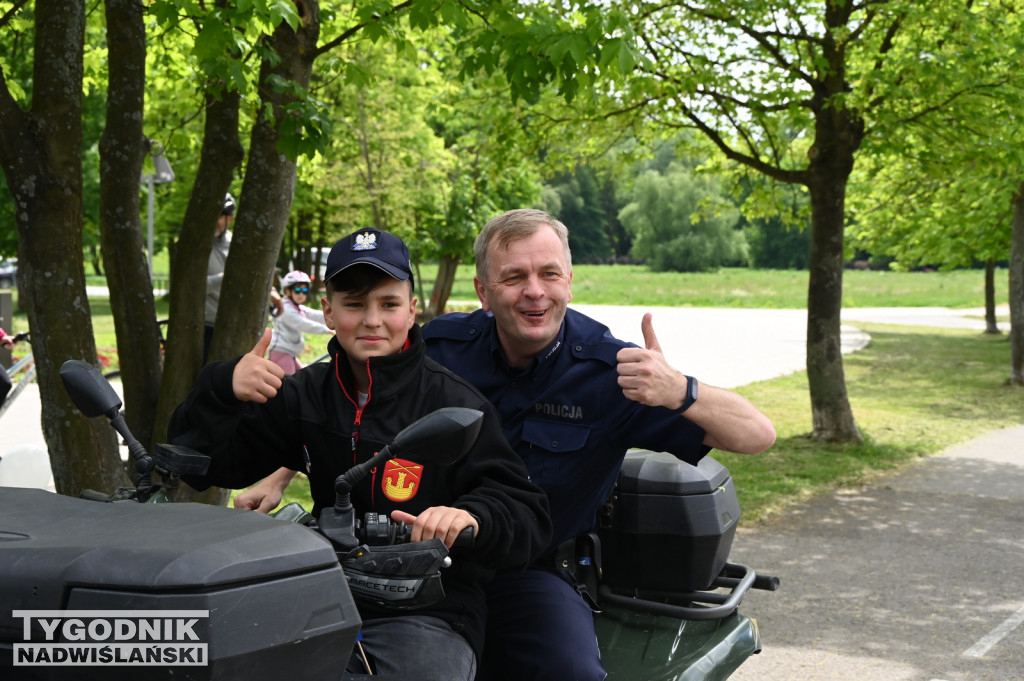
left=599, top=606, right=761, bottom=681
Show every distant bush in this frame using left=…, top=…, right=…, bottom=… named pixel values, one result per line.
left=619, top=164, right=748, bottom=272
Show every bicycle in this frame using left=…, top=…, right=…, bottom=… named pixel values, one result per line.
left=0, top=331, right=33, bottom=420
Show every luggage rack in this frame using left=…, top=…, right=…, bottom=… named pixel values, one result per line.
left=598, top=562, right=779, bottom=621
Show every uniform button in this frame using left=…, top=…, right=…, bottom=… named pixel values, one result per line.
left=575, top=345, right=583, bottom=352
left=551, top=441, right=558, bottom=448
left=469, top=329, right=476, bottom=335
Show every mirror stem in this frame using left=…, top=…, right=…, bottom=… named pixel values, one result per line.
left=110, top=412, right=154, bottom=494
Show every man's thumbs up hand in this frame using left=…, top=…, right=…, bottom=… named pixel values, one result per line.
left=232, top=328, right=285, bottom=403
left=616, top=313, right=687, bottom=409
left=640, top=311, right=662, bottom=353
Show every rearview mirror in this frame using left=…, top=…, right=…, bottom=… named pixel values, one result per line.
left=60, top=360, right=121, bottom=419
left=387, top=407, right=485, bottom=466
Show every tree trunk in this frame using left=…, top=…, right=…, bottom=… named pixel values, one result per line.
left=154, top=86, right=244, bottom=506
left=803, top=105, right=864, bottom=440
left=806, top=171, right=862, bottom=443
left=1010, top=184, right=1024, bottom=386
left=211, top=1, right=320, bottom=365
left=89, top=244, right=103, bottom=275
left=0, top=0, right=125, bottom=495
left=429, top=254, right=460, bottom=318
left=800, top=10, right=863, bottom=444
left=984, top=259, right=1000, bottom=335
left=152, top=0, right=246, bottom=511
left=100, top=0, right=163, bottom=452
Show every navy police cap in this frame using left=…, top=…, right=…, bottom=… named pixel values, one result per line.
left=324, top=228, right=413, bottom=286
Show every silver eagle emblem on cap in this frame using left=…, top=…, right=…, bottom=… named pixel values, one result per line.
left=353, top=232, right=378, bottom=251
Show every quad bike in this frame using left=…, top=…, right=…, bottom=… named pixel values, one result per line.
left=0, top=360, right=777, bottom=680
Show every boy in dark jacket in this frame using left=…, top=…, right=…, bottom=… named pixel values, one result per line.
left=168, top=228, right=551, bottom=681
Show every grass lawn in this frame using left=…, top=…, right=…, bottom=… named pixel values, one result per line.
left=37, top=265, right=1000, bottom=353
left=426, top=265, right=1005, bottom=309
left=728, top=323, right=1022, bottom=522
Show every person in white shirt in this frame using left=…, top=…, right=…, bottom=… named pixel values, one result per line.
left=203, top=193, right=236, bottom=363
left=267, top=270, right=332, bottom=374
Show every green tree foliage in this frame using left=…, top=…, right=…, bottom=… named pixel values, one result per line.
left=735, top=176, right=811, bottom=270
left=284, top=37, right=546, bottom=315
left=744, top=215, right=811, bottom=270
left=415, top=45, right=546, bottom=315
left=545, top=166, right=612, bottom=263
left=566, top=0, right=1024, bottom=441
left=302, top=46, right=447, bottom=243
left=847, top=92, right=1019, bottom=272
left=618, top=163, right=745, bottom=272
left=1, top=0, right=641, bottom=499
left=849, top=145, right=1013, bottom=269
left=842, top=5, right=1024, bottom=381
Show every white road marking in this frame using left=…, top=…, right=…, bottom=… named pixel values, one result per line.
left=962, top=603, right=1024, bottom=658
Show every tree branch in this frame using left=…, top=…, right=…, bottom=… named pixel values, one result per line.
left=314, top=0, right=415, bottom=57
left=0, top=0, right=30, bottom=32
left=897, top=79, right=1012, bottom=127
left=675, top=108, right=807, bottom=186
left=678, top=0, right=819, bottom=88
left=863, top=11, right=905, bottom=109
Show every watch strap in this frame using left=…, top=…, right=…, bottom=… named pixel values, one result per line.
left=677, top=375, right=698, bottom=413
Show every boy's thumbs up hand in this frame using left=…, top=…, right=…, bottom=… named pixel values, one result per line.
left=232, top=328, right=285, bottom=403
left=251, top=327, right=276, bottom=358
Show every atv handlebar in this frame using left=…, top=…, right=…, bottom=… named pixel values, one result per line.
left=79, top=489, right=112, bottom=502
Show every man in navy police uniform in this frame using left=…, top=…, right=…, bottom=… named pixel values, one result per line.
left=420, top=208, right=776, bottom=681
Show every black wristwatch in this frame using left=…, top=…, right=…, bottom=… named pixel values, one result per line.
left=677, top=376, right=698, bottom=413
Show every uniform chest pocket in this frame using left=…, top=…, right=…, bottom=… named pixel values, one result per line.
left=521, top=418, right=591, bottom=454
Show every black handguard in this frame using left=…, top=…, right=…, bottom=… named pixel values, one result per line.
left=341, top=539, right=450, bottom=610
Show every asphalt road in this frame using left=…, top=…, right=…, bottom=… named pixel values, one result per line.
left=729, top=425, right=1024, bottom=681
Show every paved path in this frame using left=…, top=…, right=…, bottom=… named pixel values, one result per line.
left=571, top=304, right=869, bottom=389
left=729, top=424, right=1024, bottom=681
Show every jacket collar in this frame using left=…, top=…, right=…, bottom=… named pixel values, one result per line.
left=327, top=324, right=425, bottom=403
left=484, top=315, right=566, bottom=378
